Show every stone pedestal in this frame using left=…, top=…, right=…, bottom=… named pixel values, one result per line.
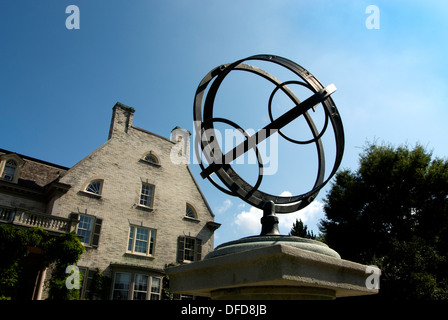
left=166, top=237, right=379, bottom=300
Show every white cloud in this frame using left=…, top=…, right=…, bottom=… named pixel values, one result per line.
left=233, top=191, right=325, bottom=236
left=215, top=199, right=233, bottom=214
left=234, top=205, right=263, bottom=235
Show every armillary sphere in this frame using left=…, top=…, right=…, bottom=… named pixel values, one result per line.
left=193, top=54, right=344, bottom=215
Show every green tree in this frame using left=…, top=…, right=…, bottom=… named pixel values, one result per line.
left=289, top=219, right=316, bottom=239
left=320, top=143, right=448, bottom=299
left=45, top=232, right=86, bottom=300
left=0, top=225, right=85, bottom=300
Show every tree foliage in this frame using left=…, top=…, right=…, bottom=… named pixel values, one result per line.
left=320, top=143, right=448, bottom=299
left=45, top=231, right=86, bottom=300
left=0, top=225, right=85, bottom=300
left=289, top=219, right=316, bottom=239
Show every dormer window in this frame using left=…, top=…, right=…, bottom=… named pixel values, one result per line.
left=0, top=154, right=24, bottom=183
left=1, top=160, right=17, bottom=181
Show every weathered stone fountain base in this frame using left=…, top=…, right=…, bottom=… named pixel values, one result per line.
left=166, top=236, right=379, bottom=300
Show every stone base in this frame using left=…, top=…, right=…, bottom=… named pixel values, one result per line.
left=166, top=238, right=380, bottom=300
left=205, top=235, right=341, bottom=260
left=211, top=286, right=336, bottom=300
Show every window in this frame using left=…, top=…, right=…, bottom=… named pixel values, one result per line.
left=184, top=237, right=196, bottom=261
left=74, top=214, right=102, bottom=247
left=139, top=183, right=154, bottom=208
left=150, top=277, right=161, bottom=300
left=78, top=267, right=97, bottom=300
left=112, top=272, right=162, bottom=300
left=1, top=160, right=16, bottom=181
left=127, top=225, right=156, bottom=256
left=78, top=215, right=94, bottom=245
left=143, top=152, right=159, bottom=165
left=84, top=180, right=103, bottom=196
left=177, top=236, right=202, bottom=263
left=78, top=267, right=88, bottom=298
left=112, top=272, right=131, bottom=300
left=0, top=155, right=23, bottom=183
left=185, top=204, right=198, bottom=219
left=133, top=274, right=149, bottom=300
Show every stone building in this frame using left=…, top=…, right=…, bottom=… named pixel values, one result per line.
left=0, top=102, right=220, bottom=300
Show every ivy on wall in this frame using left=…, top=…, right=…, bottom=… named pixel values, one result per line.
left=0, top=224, right=85, bottom=300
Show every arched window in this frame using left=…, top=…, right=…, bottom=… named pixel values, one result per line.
left=185, top=204, right=197, bottom=219
left=1, top=160, right=17, bottom=181
left=85, top=180, right=103, bottom=196
left=143, top=152, right=160, bottom=166
left=0, top=154, right=23, bottom=183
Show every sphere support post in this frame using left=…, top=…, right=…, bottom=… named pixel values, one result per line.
left=260, top=201, right=280, bottom=236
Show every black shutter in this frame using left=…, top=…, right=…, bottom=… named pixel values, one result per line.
left=195, top=238, right=202, bottom=261
left=91, top=218, right=102, bottom=248
left=177, top=236, right=185, bottom=263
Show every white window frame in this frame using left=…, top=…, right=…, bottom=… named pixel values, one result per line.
left=127, top=225, right=156, bottom=257
left=139, top=183, right=155, bottom=208
left=184, top=236, right=196, bottom=262
left=111, top=272, right=162, bottom=300
left=150, top=276, right=162, bottom=300
left=178, top=236, right=202, bottom=263
left=83, top=179, right=103, bottom=198
left=133, top=274, right=149, bottom=300
left=77, top=214, right=95, bottom=246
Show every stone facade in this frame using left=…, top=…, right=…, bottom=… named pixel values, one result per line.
left=0, top=102, right=219, bottom=300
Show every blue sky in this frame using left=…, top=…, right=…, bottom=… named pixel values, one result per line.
left=1, top=0, right=448, bottom=246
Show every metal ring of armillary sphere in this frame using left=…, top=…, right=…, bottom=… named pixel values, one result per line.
left=193, top=54, right=344, bottom=214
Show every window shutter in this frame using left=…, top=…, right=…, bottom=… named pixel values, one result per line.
left=195, top=238, right=202, bottom=261
left=91, top=218, right=102, bottom=248
left=177, top=236, right=185, bottom=263
left=69, top=213, right=79, bottom=221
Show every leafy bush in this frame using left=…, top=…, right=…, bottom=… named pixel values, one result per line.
left=0, top=224, right=85, bottom=300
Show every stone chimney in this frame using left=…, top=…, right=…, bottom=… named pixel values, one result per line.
left=170, top=126, right=191, bottom=164
left=108, top=102, right=135, bottom=139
